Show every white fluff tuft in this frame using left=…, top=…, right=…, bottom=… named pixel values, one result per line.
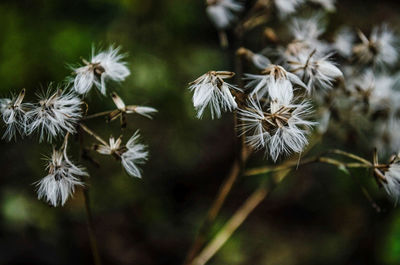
left=121, top=131, right=149, bottom=178
left=0, top=89, right=30, bottom=141
left=274, top=0, right=304, bottom=17
left=238, top=96, right=315, bottom=162
left=71, top=46, right=130, bottom=95
left=36, top=148, right=87, bottom=207
left=189, top=71, right=240, bottom=119
left=25, top=88, right=82, bottom=142
left=206, top=0, right=243, bottom=29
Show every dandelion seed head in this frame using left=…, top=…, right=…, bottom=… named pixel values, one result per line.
left=238, top=96, right=315, bottom=161
left=354, top=25, right=398, bottom=67
left=286, top=15, right=331, bottom=55
left=94, top=132, right=148, bottom=178
left=94, top=136, right=123, bottom=155
left=36, top=147, right=87, bottom=207
left=71, top=46, right=130, bottom=95
left=206, top=0, right=243, bottom=30
left=245, top=64, right=308, bottom=99
left=286, top=51, right=343, bottom=92
left=274, top=0, right=304, bottom=17
left=121, top=131, right=148, bottom=178
left=333, top=27, right=355, bottom=58
left=290, top=15, right=326, bottom=43
left=348, top=70, right=400, bottom=114
left=25, top=88, right=82, bottom=142
left=189, top=71, right=240, bottom=119
left=0, top=89, right=30, bottom=141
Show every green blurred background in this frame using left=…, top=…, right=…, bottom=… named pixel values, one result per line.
left=0, top=0, right=400, bottom=264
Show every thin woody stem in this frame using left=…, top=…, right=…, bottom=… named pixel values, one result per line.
left=192, top=155, right=378, bottom=265
left=191, top=185, right=268, bottom=265
left=326, top=149, right=372, bottom=166
left=79, top=123, right=108, bottom=146
left=245, top=156, right=372, bottom=177
left=189, top=134, right=322, bottom=265
left=83, top=110, right=115, bottom=120
left=83, top=189, right=103, bottom=265
left=61, top=132, right=70, bottom=150
left=188, top=132, right=325, bottom=265
left=190, top=154, right=301, bottom=265
left=318, top=157, right=371, bottom=168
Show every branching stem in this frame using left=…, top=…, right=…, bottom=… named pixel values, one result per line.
left=326, top=149, right=372, bottom=165
left=191, top=186, right=268, bottom=265
left=79, top=123, right=108, bottom=146
left=83, top=110, right=114, bottom=120
left=245, top=155, right=372, bottom=177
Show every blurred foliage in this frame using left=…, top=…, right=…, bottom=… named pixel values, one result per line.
left=0, top=0, right=400, bottom=265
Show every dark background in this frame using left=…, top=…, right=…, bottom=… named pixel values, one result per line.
left=0, top=0, right=400, bottom=264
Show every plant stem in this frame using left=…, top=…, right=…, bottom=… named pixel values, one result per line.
left=326, top=149, right=372, bottom=165
left=188, top=133, right=322, bottom=265
left=83, top=110, right=114, bottom=120
left=82, top=188, right=102, bottom=265
left=79, top=123, right=108, bottom=146
left=191, top=185, right=268, bottom=265
left=245, top=156, right=372, bottom=176
left=193, top=150, right=379, bottom=265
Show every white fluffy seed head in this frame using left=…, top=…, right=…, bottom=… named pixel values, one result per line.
left=354, top=25, right=399, bottom=67
left=0, top=89, right=30, bottom=141
left=286, top=51, right=343, bottom=92
left=274, top=0, right=304, bottom=17
left=245, top=64, right=308, bottom=98
left=348, top=70, right=400, bottom=115
left=206, top=0, right=243, bottom=29
left=333, top=27, right=355, bottom=58
left=71, top=46, right=130, bottom=95
left=25, top=88, right=83, bottom=142
left=287, top=15, right=331, bottom=55
left=290, top=15, right=325, bottom=43
left=189, top=71, right=240, bottom=119
left=36, top=147, right=87, bottom=207
left=94, top=132, right=148, bottom=178
left=121, top=131, right=148, bottom=178
left=238, top=96, right=316, bottom=161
